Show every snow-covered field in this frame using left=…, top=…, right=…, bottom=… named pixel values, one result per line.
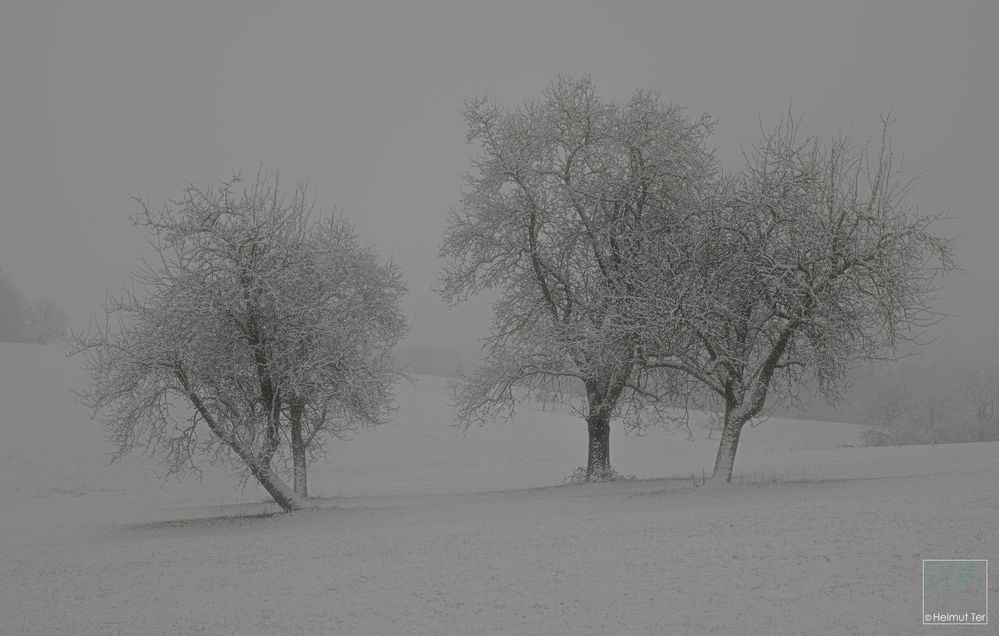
left=1, top=342, right=995, bottom=634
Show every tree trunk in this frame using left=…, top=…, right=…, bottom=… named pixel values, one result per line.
left=586, top=412, right=611, bottom=480
left=247, top=459, right=311, bottom=512
left=290, top=400, right=308, bottom=498
left=708, top=408, right=746, bottom=484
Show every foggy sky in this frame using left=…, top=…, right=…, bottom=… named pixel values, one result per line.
left=1, top=0, right=996, bottom=353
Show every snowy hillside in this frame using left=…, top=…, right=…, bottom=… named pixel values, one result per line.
left=0, top=341, right=866, bottom=517
left=1, top=343, right=995, bottom=634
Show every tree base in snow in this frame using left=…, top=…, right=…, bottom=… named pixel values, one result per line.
left=562, top=466, right=637, bottom=485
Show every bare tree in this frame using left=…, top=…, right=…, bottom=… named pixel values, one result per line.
left=74, top=173, right=408, bottom=511
left=0, top=267, right=31, bottom=343
left=959, top=361, right=999, bottom=443
left=440, top=76, right=718, bottom=480
left=860, top=366, right=916, bottom=446
left=853, top=355, right=999, bottom=446
left=30, top=297, right=69, bottom=345
left=632, top=114, right=955, bottom=483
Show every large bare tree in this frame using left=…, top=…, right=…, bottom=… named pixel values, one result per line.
left=440, top=76, right=718, bottom=480
left=631, top=114, right=955, bottom=483
left=74, top=173, right=408, bottom=511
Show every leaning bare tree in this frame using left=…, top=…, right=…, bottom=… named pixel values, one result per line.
left=630, top=113, right=954, bottom=483
left=74, top=173, right=408, bottom=511
left=440, top=76, right=717, bottom=480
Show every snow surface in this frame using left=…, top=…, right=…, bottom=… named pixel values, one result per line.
left=0, top=342, right=995, bottom=634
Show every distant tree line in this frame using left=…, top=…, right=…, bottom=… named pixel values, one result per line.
left=0, top=267, right=69, bottom=345
left=858, top=359, right=999, bottom=445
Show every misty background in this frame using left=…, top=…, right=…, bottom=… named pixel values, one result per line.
left=1, top=0, right=997, bottom=417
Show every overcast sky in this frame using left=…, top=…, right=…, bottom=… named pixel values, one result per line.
left=1, top=0, right=996, bottom=353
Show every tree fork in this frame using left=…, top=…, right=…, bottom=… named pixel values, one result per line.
left=246, top=458, right=311, bottom=513
left=179, top=370, right=310, bottom=512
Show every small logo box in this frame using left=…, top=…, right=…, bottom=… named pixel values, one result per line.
left=923, top=559, right=988, bottom=626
